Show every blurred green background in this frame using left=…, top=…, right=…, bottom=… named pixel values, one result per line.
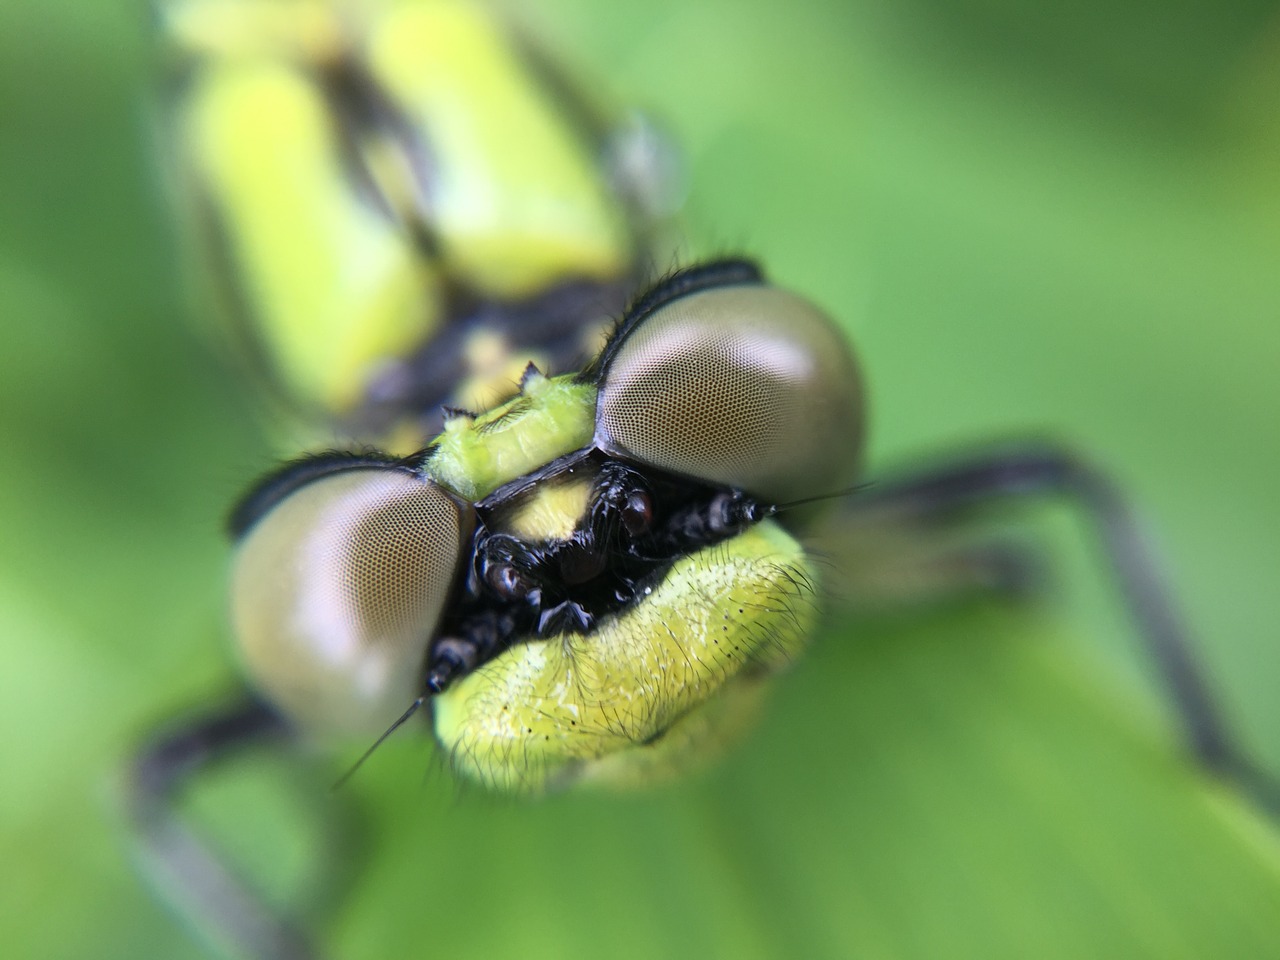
left=2, top=0, right=1280, bottom=957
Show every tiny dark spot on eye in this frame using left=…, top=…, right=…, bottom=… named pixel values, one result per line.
left=570, top=720, right=576, bottom=726
left=738, top=608, right=744, bottom=613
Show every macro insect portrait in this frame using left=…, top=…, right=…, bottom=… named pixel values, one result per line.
left=2, top=1, right=1280, bottom=959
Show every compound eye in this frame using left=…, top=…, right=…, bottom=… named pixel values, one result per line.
left=594, top=284, right=864, bottom=505
left=231, top=467, right=473, bottom=740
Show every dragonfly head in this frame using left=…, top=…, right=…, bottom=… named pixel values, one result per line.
left=229, top=262, right=864, bottom=792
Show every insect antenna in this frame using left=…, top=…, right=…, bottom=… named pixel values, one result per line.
left=771, top=482, right=877, bottom=515
left=332, top=696, right=427, bottom=790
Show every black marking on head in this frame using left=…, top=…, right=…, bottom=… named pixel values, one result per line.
left=577, top=258, right=766, bottom=385
left=425, top=453, right=775, bottom=695
left=473, top=395, right=537, bottom=434
left=357, top=276, right=638, bottom=438
left=518, top=362, right=545, bottom=392
left=227, top=449, right=417, bottom=540
left=474, top=448, right=597, bottom=510
left=442, top=405, right=478, bottom=423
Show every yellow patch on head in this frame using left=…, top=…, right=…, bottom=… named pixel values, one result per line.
left=499, top=477, right=594, bottom=543
left=427, top=375, right=596, bottom=500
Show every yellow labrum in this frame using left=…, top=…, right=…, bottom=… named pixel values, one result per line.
left=366, top=0, right=633, bottom=297
left=433, top=521, right=818, bottom=793
left=182, top=61, right=438, bottom=413
left=501, top=477, right=595, bottom=543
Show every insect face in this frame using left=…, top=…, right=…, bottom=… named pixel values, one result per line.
left=228, top=265, right=861, bottom=791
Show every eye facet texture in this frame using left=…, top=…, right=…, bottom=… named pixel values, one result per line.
left=594, top=285, right=863, bottom=504
left=231, top=468, right=472, bottom=739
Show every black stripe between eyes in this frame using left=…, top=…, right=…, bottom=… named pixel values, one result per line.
left=576, top=257, right=765, bottom=385
left=227, top=450, right=419, bottom=540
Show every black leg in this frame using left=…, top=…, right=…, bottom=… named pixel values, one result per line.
left=126, top=696, right=323, bottom=960
left=839, top=440, right=1279, bottom=813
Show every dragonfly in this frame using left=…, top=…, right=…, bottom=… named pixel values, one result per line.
left=126, top=1, right=1279, bottom=958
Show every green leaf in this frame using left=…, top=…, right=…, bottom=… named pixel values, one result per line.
left=1, top=0, right=1278, bottom=958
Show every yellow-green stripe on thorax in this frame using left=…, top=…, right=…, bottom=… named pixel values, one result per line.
left=167, top=0, right=634, bottom=424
